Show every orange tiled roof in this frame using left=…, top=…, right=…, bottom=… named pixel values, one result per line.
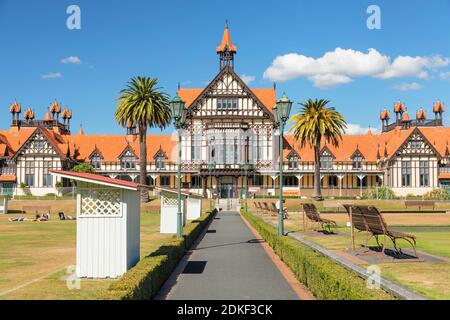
left=67, top=133, right=177, bottom=162
left=178, top=87, right=276, bottom=110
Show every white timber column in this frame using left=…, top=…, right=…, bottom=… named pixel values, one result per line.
left=270, top=174, right=278, bottom=197
left=357, top=173, right=366, bottom=197
left=295, top=174, right=304, bottom=197
left=336, top=173, right=345, bottom=197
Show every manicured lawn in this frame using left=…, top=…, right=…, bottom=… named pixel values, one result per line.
left=0, top=211, right=171, bottom=300
left=249, top=208, right=450, bottom=299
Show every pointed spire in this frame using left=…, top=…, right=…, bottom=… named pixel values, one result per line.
left=216, top=20, right=237, bottom=53
left=384, top=141, right=388, bottom=158
left=377, top=144, right=381, bottom=160
left=78, top=125, right=85, bottom=135
left=446, top=141, right=450, bottom=157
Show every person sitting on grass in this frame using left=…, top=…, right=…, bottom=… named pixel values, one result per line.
left=276, top=199, right=289, bottom=219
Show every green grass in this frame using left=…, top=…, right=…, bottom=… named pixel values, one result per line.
left=0, top=211, right=170, bottom=300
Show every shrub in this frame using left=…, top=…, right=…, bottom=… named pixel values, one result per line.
left=363, top=186, right=397, bottom=200
left=71, top=163, right=96, bottom=174
left=423, top=189, right=450, bottom=200
left=98, top=209, right=216, bottom=300
left=241, top=210, right=395, bottom=300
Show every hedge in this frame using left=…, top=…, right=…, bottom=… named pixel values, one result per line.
left=241, top=210, right=395, bottom=300
left=98, top=209, right=217, bottom=300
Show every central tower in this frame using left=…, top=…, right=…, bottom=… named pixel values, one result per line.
left=216, top=21, right=237, bottom=69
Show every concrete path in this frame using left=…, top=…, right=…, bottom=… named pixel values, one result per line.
left=157, top=211, right=300, bottom=300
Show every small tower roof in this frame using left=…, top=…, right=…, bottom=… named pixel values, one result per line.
left=50, top=101, right=61, bottom=114
left=62, top=108, right=72, bottom=119
left=416, top=108, right=427, bottom=120
left=44, top=111, right=51, bottom=120
left=394, top=100, right=406, bottom=113
left=402, top=111, right=410, bottom=121
left=216, top=22, right=237, bottom=53
left=433, top=100, right=445, bottom=113
left=78, top=126, right=85, bottom=135
left=24, top=107, right=35, bottom=120
left=9, top=100, right=21, bottom=113
left=380, top=108, right=390, bottom=120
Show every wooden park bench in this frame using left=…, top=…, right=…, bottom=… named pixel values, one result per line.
left=404, top=200, right=435, bottom=211
left=22, top=205, right=51, bottom=215
left=347, top=205, right=417, bottom=257
left=302, top=203, right=337, bottom=233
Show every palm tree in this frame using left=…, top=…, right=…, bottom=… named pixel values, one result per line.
left=289, top=99, right=347, bottom=200
left=115, top=77, right=172, bottom=201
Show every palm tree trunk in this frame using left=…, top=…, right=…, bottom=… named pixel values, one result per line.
left=139, top=125, right=149, bottom=202
left=313, top=144, right=323, bottom=200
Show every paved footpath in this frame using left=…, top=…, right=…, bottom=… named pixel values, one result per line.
left=157, top=211, right=300, bottom=300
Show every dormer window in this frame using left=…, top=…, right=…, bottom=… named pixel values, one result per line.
left=156, top=155, right=165, bottom=170
left=91, top=154, right=102, bottom=170
left=352, top=154, right=364, bottom=170
left=120, top=150, right=136, bottom=170
left=320, top=150, right=333, bottom=170
left=288, top=155, right=299, bottom=169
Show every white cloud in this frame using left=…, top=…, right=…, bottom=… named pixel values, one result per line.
left=41, top=72, right=62, bottom=79
left=263, top=48, right=449, bottom=88
left=241, top=74, right=255, bottom=85
left=61, top=56, right=81, bottom=64
left=345, top=123, right=380, bottom=135
left=440, top=71, right=450, bottom=79
left=393, top=82, right=423, bottom=91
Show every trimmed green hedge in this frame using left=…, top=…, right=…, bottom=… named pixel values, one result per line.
left=98, top=209, right=217, bottom=300
left=241, top=210, right=395, bottom=300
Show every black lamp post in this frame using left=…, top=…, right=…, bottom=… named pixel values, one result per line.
left=170, top=94, right=187, bottom=238
left=273, top=93, right=293, bottom=236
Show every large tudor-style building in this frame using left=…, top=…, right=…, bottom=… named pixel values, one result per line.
left=1, top=25, right=450, bottom=198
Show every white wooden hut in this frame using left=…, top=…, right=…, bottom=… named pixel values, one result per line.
left=0, top=195, right=8, bottom=214
left=51, top=170, right=146, bottom=278
left=158, top=188, right=203, bottom=234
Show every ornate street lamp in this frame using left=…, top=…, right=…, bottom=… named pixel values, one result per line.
left=242, top=161, right=250, bottom=212
left=207, top=161, right=216, bottom=210
left=171, top=94, right=187, bottom=238
left=274, top=93, right=293, bottom=236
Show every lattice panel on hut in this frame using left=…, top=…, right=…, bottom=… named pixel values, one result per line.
left=162, top=196, right=178, bottom=207
left=80, top=189, right=121, bottom=216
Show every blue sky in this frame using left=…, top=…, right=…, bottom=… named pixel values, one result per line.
left=1, top=0, right=450, bottom=135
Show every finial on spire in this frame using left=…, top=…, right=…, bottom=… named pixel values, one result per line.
left=225, top=19, right=228, bottom=28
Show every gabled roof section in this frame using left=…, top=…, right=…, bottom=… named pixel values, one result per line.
left=350, top=147, right=365, bottom=160
left=11, top=127, right=68, bottom=160
left=320, top=145, right=335, bottom=159
left=153, top=146, right=168, bottom=160
left=118, top=144, right=137, bottom=160
left=388, top=127, right=441, bottom=160
left=182, top=65, right=274, bottom=119
left=88, top=146, right=104, bottom=160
